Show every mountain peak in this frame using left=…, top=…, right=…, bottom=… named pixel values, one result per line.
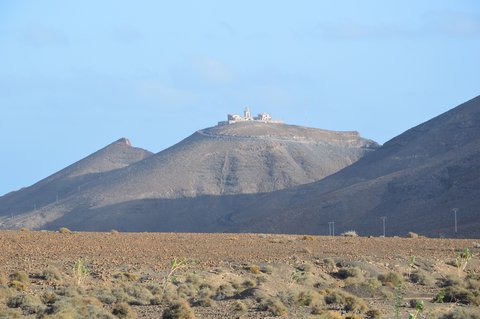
left=114, top=137, right=132, bottom=146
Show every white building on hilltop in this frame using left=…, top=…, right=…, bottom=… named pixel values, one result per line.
left=218, top=107, right=282, bottom=126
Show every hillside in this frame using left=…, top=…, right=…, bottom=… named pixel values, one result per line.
left=0, top=138, right=152, bottom=219
left=0, top=122, right=377, bottom=230
left=225, top=96, right=480, bottom=237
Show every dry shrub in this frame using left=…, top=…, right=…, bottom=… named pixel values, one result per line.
left=58, top=227, right=72, bottom=234
left=260, top=297, right=288, bottom=316
left=323, top=258, right=337, bottom=272
left=313, top=311, right=344, bottom=319
left=7, top=293, right=46, bottom=315
left=409, top=270, right=434, bottom=286
left=0, top=308, right=23, bottom=318
left=442, top=286, right=480, bottom=305
left=8, top=271, right=29, bottom=292
left=260, top=265, right=273, bottom=274
left=232, top=300, right=247, bottom=313
left=41, top=290, right=57, bottom=304
left=341, top=230, right=358, bottom=237
left=114, top=272, right=139, bottom=282
left=378, top=272, right=403, bottom=287
left=41, top=266, right=63, bottom=281
left=248, top=265, right=261, bottom=274
left=365, top=309, right=382, bottom=318
left=214, top=283, right=235, bottom=300
left=336, top=267, right=362, bottom=280
left=162, top=300, right=195, bottom=319
left=50, top=295, right=115, bottom=318
left=112, top=302, right=136, bottom=319
left=192, top=285, right=214, bottom=307
left=407, top=232, right=419, bottom=238
left=321, top=289, right=367, bottom=313
left=92, top=287, right=117, bottom=305
left=242, top=279, right=256, bottom=289
left=296, top=290, right=324, bottom=307
left=122, top=283, right=154, bottom=305
left=437, top=308, right=480, bottom=319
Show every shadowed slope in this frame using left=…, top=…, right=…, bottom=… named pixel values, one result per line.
left=225, top=95, right=480, bottom=237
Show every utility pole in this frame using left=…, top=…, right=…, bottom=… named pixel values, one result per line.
left=452, top=208, right=459, bottom=234
left=381, top=216, right=387, bottom=237
left=328, top=221, right=335, bottom=236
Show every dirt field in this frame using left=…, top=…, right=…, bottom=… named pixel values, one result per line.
left=1, top=231, right=479, bottom=318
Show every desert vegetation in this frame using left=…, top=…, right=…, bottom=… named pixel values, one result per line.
left=0, top=230, right=479, bottom=318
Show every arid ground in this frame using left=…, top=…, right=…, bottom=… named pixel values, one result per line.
left=1, top=231, right=479, bottom=318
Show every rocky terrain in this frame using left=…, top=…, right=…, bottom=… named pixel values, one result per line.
left=0, top=231, right=479, bottom=318
left=226, top=95, right=480, bottom=238
left=0, top=123, right=377, bottom=231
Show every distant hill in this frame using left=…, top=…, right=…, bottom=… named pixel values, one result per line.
left=0, top=138, right=153, bottom=226
left=0, top=122, right=377, bottom=230
left=225, top=96, right=480, bottom=238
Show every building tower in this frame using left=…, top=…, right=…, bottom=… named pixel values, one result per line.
left=244, top=107, right=252, bottom=120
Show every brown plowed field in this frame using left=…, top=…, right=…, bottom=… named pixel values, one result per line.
left=1, top=231, right=479, bottom=318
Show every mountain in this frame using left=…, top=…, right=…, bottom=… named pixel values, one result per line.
left=0, top=138, right=153, bottom=225
left=224, top=96, right=480, bottom=238
left=0, top=122, right=378, bottom=230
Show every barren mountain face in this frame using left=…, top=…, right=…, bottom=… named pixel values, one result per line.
left=0, top=122, right=378, bottom=231
left=227, top=96, right=480, bottom=237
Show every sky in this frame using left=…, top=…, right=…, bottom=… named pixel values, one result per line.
left=1, top=1, right=479, bottom=195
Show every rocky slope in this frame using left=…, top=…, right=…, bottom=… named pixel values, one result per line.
left=0, top=138, right=152, bottom=219
left=0, top=123, right=378, bottom=230
left=225, top=95, right=480, bottom=237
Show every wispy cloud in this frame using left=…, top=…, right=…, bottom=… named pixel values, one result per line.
left=112, top=25, right=143, bottom=44
left=134, top=80, right=197, bottom=107
left=307, top=11, right=480, bottom=41
left=315, top=21, right=410, bottom=40
left=170, top=56, right=236, bottom=88
left=423, top=11, right=480, bottom=37
left=21, top=23, right=69, bottom=47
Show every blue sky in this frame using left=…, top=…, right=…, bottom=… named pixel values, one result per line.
left=1, top=1, right=479, bottom=195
